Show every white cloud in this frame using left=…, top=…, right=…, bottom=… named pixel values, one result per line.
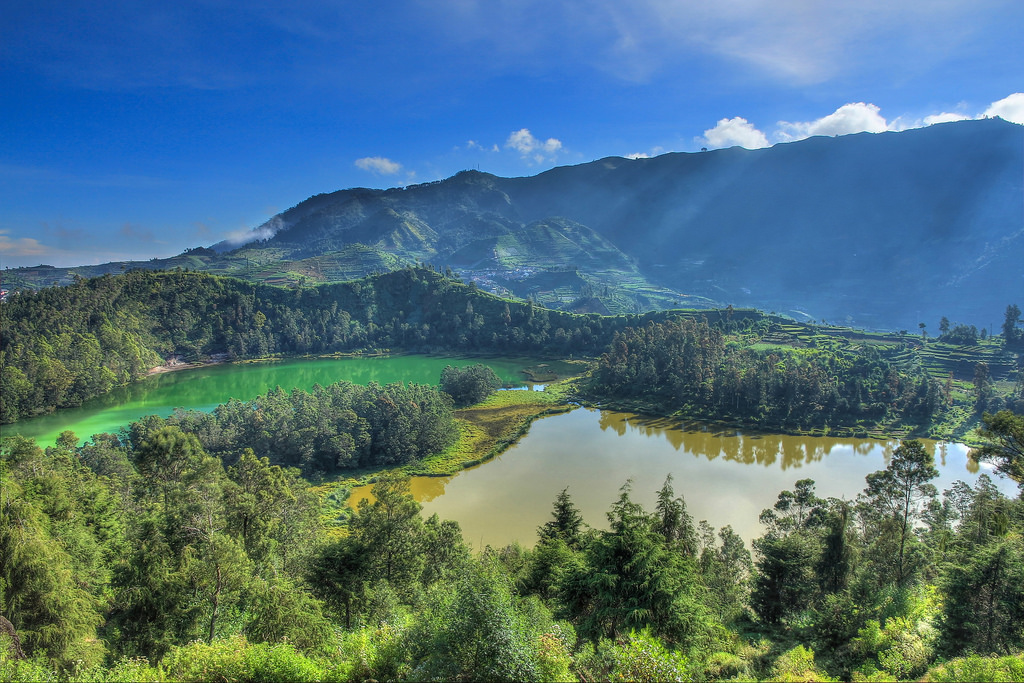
left=466, top=140, right=500, bottom=152
left=923, top=111, right=971, bottom=125
left=984, top=92, right=1024, bottom=124
left=777, top=103, right=888, bottom=142
left=354, top=156, right=403, bottom=175
left=697, top=92, right=1023, bottom=154
left=625, top=146, right=665, bottom=160
left=702, top=117, right=769, bottom=150
left=505, top=128, right=563, bottom=163
left=0, top=228, right=139, bottom=267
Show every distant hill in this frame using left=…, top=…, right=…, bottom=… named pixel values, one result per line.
left=7, top=118, right=1022, bottom=330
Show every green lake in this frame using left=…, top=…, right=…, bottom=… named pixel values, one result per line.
left=2, top=355, right=1014, bottom=548
left=0, top=354, right=544, bottom=446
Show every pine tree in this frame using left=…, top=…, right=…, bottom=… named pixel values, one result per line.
left=538, top=487, right=584, bottom=549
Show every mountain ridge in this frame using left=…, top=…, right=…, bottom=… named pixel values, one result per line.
left=6, top=118, right=1022, bottom=331
left=256, top=117, right=1024, bottom=329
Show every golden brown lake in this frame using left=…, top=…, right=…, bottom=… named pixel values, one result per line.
left=352, top=405, right=1010, bottom=548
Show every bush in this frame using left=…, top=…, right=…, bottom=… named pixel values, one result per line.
left=69, top=657, right=165, bottom=682
left=0, top=657, right=58, bottom=683
left=925, top=654, right=1024, bottom=682
left=339, top=620, right=410, bottom=682
left=161, top=636, right=323, bottom=683
left=574, top=631, right=690, bottom=683
left=772, top=645, right=837, bottom=682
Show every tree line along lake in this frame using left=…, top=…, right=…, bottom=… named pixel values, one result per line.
left=2, top=354, right=1012, bottom=546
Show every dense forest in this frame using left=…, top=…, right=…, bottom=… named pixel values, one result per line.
left=589, top=318, right=945, bottom=432
left=129, top=379, right=458, bottom=477
left=3, top=267, right=1020, bottom=434
left=2, top=411, right=1023, bottom=681
left=0, top=268, right=641, bottom=423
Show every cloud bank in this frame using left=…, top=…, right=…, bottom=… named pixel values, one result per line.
left=700, top=93, right=1024, bottom=150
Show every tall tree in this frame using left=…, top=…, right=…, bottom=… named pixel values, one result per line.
left=653, top=474, right=697, bottom=556
left=938, top=538, right=1024, bottom=656
left=750, top=481, right=825, bottom=624
left=973, top=362, right=993, bottom=413
left=349, top=474, right=425, bottom=594
left=862, top=440, right=938, bottom=586
left=568, top=481, right=714, bottom=647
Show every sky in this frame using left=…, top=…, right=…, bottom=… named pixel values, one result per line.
left=1, top=0, right=1023, bottom=268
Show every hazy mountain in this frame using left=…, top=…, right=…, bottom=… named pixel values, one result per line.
left=221, top=117, right=1020, bottom=330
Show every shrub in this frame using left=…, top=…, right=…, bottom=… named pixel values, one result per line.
left=925, top=654, right=1024, bottom=682
left=161, top=636, right=323, bottom=682
left=772, top=644, right=837, bottom=682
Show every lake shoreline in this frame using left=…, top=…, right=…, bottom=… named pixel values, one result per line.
left=146, top=353, right=231, bottom=376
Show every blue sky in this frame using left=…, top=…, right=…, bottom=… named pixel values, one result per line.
left=2, top=0, right=1022, bottom=268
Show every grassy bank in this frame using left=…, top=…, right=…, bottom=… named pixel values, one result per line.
left=310, top=380, right=578, bottom=532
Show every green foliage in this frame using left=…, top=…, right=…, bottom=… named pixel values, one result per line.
left=972, top=410, right=1024, bottom=484
left=0, top=438, right=111, bottom=666
left=408, top=561, right=544, bottom=682
left=771, top=644, right=837, bottom=682
left=161, top=636, right=324, bottom=682
left=751, top=530, right=821, bottom=625
left=850, top=611, right=937, bottom=681
left=0, top=654, right=59, bottom=683
left=559, top=480, right=723, bottom=651
left=860, top=440, right=939, bottom=587
left=352, top=474, right=427, bottom=592
left=538, top=487, right=585, bottom=549
left=67, top=657, right=166, bottom=682
left=1003, top=304, right=1022, bottom=348
left=607, top=630, right=691, bottom=683
left=151, top=379, right=458, bottom=476
left=699, top=524, right=753, bottom=626
left=590, top=317, right=945, bottom=431
left=751, top=480, right=827, bottom=625
left=940, top=323, right=981, bottom=346
left=926, top=653, right=1024, bottom=682
left=440, top=362, right=502, bottom=406
left=338, top=619, right=409, bottom=682
left=535, top=624, right=575, bottom=682
left=1, top=268, right=632, bottom=423
left=938, top=536, right=1024, bottom=656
